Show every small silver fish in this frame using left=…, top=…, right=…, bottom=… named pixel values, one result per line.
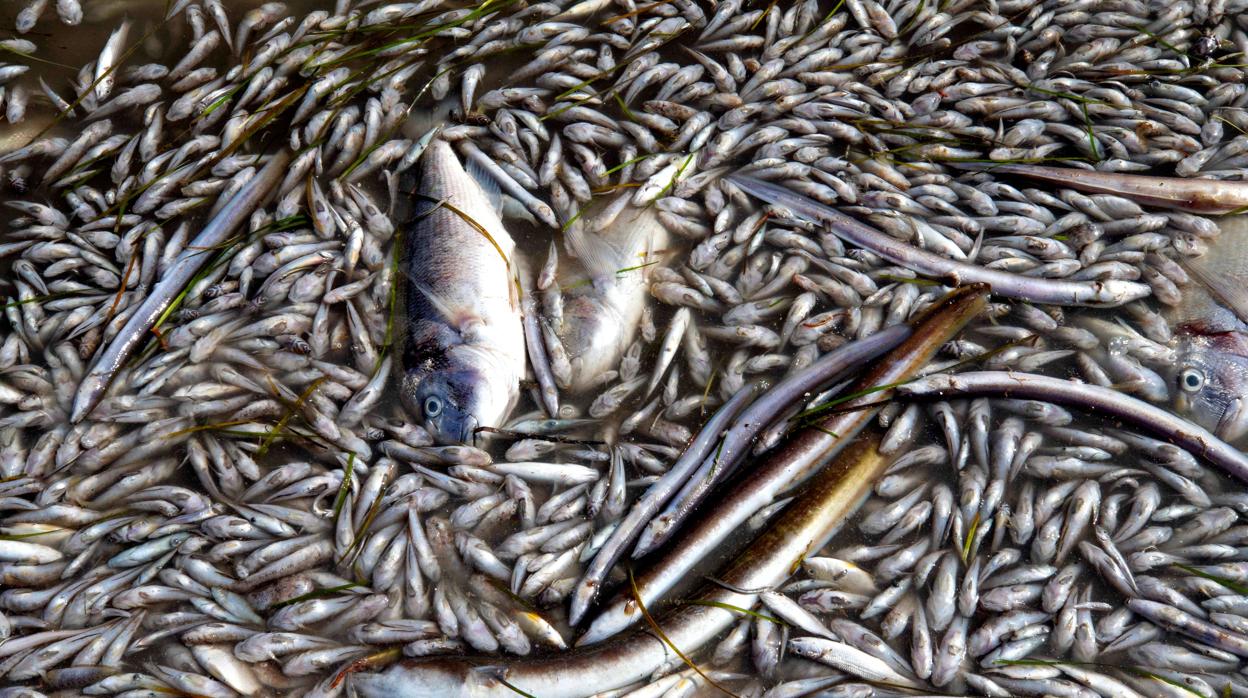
left=399, top=139, right=525, bottom=444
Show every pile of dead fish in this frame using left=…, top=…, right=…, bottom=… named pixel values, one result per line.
left=4, top=0, right=1248, bottom=696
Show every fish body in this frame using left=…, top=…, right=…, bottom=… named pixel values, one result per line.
left=1166, top=215, right=1248, bottom=443
left=0, top=112, right=54, bottom=156
left=966, top=164, right=1248, bottom=214
left=95, top=19, right=131, bottom=101
left=400, top=139, right=524, bottom=445
left=556, top=203, right=668, bottom=392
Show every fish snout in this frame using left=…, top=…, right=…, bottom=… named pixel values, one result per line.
left=426, top=411, right=479, bottom=446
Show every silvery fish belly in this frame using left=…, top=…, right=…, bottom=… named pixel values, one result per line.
left=1167, top=215, right=1248, bottom=443
left=558, top=202, right=669, bottom=393
left=400, top=139, right=525, bottom=445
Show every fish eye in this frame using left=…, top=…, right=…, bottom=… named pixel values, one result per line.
left=1180, top=369, right=1205, bottom=393
left=423, top=396, right=443, bottom=418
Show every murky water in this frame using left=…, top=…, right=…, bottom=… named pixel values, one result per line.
left=2, top=1, right=1248, bottom=697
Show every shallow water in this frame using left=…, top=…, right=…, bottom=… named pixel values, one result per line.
left=2, top=1, right=1248, bottom=697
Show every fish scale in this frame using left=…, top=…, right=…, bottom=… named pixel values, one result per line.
left=8, top=0, right=1248, bottom=695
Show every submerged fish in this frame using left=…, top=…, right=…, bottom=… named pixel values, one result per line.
left=0, top=111, right=54, bottom=156
left=1166, top=215, right=1248, bottom=444
left=958, top=163, right=1248, bottom=214
left=975, top=167, right=1248, bottom=442
left=399, top=139, right=526, bottom=444
left=555, top=201, right=669, bottom=392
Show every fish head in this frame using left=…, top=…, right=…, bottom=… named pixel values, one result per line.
left=401, top=349, right=511, bottom=445
left=1172, top=333, right=1248, bottom=444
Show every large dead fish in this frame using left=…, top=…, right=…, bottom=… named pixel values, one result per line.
left=1166, top=216, right=1248, bottom=444
left=553, top=199, right=669, bottom=393
left=399, top=139, right=525, bottom=444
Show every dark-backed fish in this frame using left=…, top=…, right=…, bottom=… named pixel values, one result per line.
left=400, top=139, right=525, bottom=444
left=1166, top=215, right=1248, bottom=443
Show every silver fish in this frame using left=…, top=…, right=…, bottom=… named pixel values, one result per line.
left=1165, top=216, right=1248, bottom=443
left=399, top=139, right=525, bottom=445
left=554, top=199, right=669, bottom=392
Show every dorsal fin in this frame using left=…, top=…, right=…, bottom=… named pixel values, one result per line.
left=566, top=205, right=666, bottom=288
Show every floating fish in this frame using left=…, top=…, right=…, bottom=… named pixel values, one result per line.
left=1166, top=216, right=1248, bottom=444
left=399, top=139, right=525, bottom=445
left=553, top=198, right=669, bottom=393
left=947, top=165, right=1248, bottom=443
left=955, top=163, right=1248, bottom=215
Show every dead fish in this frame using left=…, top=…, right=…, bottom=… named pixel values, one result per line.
left=399, top=139, right=526, bottom=445
left=1166, top=216, right=1248, bottom=443
left=554, top=200, right=670, bottom=392
left=969, top=163, right=1248, bottom=215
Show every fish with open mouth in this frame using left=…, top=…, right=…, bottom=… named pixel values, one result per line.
left=399, top=138, right=526, bottom=445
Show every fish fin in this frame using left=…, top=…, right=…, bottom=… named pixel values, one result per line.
left=410, top=281, right=467, bottom=334
left=1182, top=215, right=1248, bottom=330
left=467, top=158, right=504, bottom=214
left=566, top=205, right=666, bottom=287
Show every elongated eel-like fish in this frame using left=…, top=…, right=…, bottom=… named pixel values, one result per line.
left=579, top=284, right=988, bottom=645
left=632, top=325, right=913, bottom=557
left=352, top=284, right=986, bottom=697
left=897, top=371, right=1248, bottom=484
left=355, top=436, right=893, bottom=697
left=967, top=163, right=1248, bottom=215
left=570, top=322, right=917, bottom=625
left=71, top=149, right=291, bottom=423
left=728, top=174, right=1149, bottom=307
left=568, top=380, right=764, bottom=626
